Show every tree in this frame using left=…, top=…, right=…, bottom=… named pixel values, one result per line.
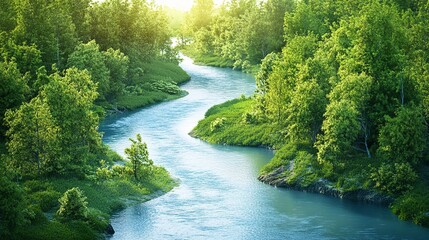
left=67, top=40, right=110, bottom=100
left=41, top=68, right=101, bottom=173
left=14, top=0, right=78, bottom=69
left=316, top=100, right=361, bottom=163
left=0, top=60, right=29, bottom=134
left=5, top=97, right=59, bottom=176
left=56, top=187, right=88, bottom=222
left=125, top=134, right=153, bottom=180
left=377, top=105, right=427, bottom=165
left=0, top=34, right=43, bottom=92
left=286, top=79, right=325, bottom=143
left=103, top=48, right=129, bottom=100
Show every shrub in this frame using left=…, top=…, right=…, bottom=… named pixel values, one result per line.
left=56, top=187, right=89, bottom=222
left=370, top=162, right=418, bottom=195
left=210, top=117, right=226, bottom=132
left=391, top=185, right=429, bottom=226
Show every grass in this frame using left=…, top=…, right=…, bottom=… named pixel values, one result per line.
left=181, top=46, right=234, bottom=68
left=14, top=164, right=177, bottom=239
left=139, top=59, right=190, bottom=85
left=101, top=59, right=190, bottom=113
left=190, top=98, right=277, bottom=147
left=115, top=90, right=187, bottom=111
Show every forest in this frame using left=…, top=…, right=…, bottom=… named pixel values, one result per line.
left=0, top=0, right=184, bottom=239
left=189, top=0, right=429, bottom=227
left=2, top=0, right=429, bottom=238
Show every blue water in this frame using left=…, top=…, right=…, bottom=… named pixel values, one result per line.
left=101, top=56, right=429, bottom=239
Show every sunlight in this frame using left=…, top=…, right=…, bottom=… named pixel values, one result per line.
left=153, top=0, right=194, bottom=11
left=152, top=0, right=223, bottom=12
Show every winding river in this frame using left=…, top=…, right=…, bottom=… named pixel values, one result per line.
left=101, top=56, right=429, bottom=239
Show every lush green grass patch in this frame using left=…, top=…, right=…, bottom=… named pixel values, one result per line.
left=190, top=98, right=277, bottom=147
left=181, top=46, right=234, bottom=68
left=139, top=59, right=190, bottom=85
left=14, top=163, right=177, bottom=239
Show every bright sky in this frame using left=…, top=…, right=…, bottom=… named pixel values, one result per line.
left=152, top=0, right=223, bottom=12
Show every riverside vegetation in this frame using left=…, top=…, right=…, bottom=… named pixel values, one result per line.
left=188, top=0, right=429, bottom=227
left=0, top=0, right=185, bottom=239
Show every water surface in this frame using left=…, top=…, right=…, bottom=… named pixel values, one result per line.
left=102, top=56, right=429, bottom=239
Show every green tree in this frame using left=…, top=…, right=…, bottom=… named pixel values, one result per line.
left=316, top=100, right=360, bottom=163
left=5, top=97, right=59, bottom=176
left=377, top=105, right=427, bottom=165
left=56, top=187, right=88, bottom=222
left=0, top=60, right=29, bottom=134
left=67, top=40, right=110, bottom=100
left=103, top=48, right=129, bottom=100
left=286, top=79, right=325, bottom=143
left=125, top=134, right=153, bottom=180
left=0, top=34, right=43, bottom=92
left=42, top=68, right=101, bottom=173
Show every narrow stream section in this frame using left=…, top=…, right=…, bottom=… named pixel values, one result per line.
left=101, top=56, right=429, bottom=239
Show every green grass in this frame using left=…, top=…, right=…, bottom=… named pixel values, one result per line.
left=14, top=164, right=177, bottom=239
left=139, top=59, right=190, bottom=85
left=190, top=98, right=276, bottom=147
left=116, top=90, right=187, bottom=111
left=102, top=59, right=190, bottom=113
left=181, top=46, right=234, bottom=68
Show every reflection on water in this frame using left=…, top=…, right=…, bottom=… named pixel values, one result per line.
left=102, top=56, right=429, bottom=239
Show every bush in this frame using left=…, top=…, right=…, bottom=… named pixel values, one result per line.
left=56, top=187, right=89, bottom=222
left=370, top=162, right=418, bottom=195
left=210, top=117, right=226, bottom=132
left=391, top=185, right=429, bottom=226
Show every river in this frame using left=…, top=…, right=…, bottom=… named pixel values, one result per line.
left=101, top=56, right=429, bottom=239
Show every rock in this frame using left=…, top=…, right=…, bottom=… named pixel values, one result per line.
left=106, top=223, right=115, bottom=235
left=258, top=167, right=394, bottom=206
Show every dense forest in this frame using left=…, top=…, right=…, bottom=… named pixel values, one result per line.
left=0, top=0, right=183, bottom=239
left=189, top=0, right=429, bottom=227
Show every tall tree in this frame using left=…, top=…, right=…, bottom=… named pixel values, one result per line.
left=67, top=40, right=110, bottom=100
left=41, top=68, right=101, bottom=173
left=5, top=97, right=59, bottom=176
left=0, top=60, right=28, bottom=134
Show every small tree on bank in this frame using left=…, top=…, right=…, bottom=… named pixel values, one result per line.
left=56, top=187, right=88, bottom=222
left=125, top=134, right=153, bottom=180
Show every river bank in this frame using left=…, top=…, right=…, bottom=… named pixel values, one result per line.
left=191, top=97, right=429, bottom=228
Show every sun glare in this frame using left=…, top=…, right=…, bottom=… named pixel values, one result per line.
left=152, top=0, right=223, bottom=12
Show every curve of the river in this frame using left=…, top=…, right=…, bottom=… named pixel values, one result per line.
left=101, top=56, right=429, bottom=239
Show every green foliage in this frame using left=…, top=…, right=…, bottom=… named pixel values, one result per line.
left=391, top=184, right=429, bottom=227
left=125, top=134, right=153, bottom=180
left=5, top=97, right=59, bottom=177
left=316, top=100, right=360, bottom=162
left=67, top=40, right=110, bottom=99
left=183, top=0, right=295, bottom=68
left=56, top=187, right=89, bottom=222
left=210, top=117, right=227, bottom=132
left=0, top=59, right=29, bottom=133
left=377, top=106, right=427, bottom=165
left=286, top=151, right=319, bottom=187
left=370, top=162, right=418, bottom=195
left=0, top=175, right=26, bottom=238
left=103, top=48, right=129, bottom=99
